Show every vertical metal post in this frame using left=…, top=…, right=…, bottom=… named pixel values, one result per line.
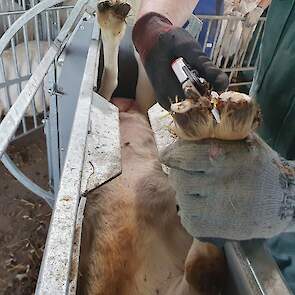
left=0, top=56, right=12, bottom=114
left=210, top=19, right=221, bottom=60
left=7, top=14, right=28, bottom=133
left=202, top=19, right=212, bottom=52
left=45, top=10, right=52, bottom=47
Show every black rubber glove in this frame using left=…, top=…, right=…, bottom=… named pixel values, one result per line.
left=132, top=13, right=229, bottom=110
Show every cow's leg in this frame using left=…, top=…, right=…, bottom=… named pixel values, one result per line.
left=163, top=240, right=227, bottom=295
left=96, top=0, right=155, bottom=114
left=183, top=239, right=227, bottom=295
left=97, top=0, right=131, bottom=101
left=134, top=51, right=156, bottom=114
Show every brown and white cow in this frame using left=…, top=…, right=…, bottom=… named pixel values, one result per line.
left=78, top=100, right=227, bottom=295
left=77, top=2, right=227, bottom=295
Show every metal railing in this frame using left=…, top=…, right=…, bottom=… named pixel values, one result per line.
left=0, top=1, right=109, bottom=293
left=35, top=21, right=100, bottom=294
left=0, top=0, right=75, bottom=139
left=196, top=14, right=267, bottom=88
left=0, top=0, right=90, bottom=207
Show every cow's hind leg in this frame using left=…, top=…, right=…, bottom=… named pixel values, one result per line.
left=184, top=239, right=227, bottom=295
left=97, top=0, right=131, bottom=100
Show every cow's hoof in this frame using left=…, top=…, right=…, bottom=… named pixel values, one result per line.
left=214, top=91, right=261, bottom=140
left=171, top=91, right=260, bottom=141
left=97, top=0, right=131, bottom=20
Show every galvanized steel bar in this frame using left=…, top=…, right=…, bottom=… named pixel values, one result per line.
left=35, top=21, right=99, bottom=295
left=0, top=0, right=89, bottom=159
left=0, top=56, right=12, bottom=109
left=45, top=10, right=52, bottom=46
left=31, top=0, right=48, bottom=118
left=222, top=66, right=256, bottom=73
left=66, top=8, right=70, bottom=18
left=0, top=74, right=32, bottom=90
left=0, top=2, right=4, bottom=34
left=1, top=152, right=55, bottom=207
left=7, top=15, right=22, bottom=97
left=22, top=25, right=32, bottom=76
left=68, top=196, right=86, bottom=295
left=21, top=0, right=39, bottom=128
left=0, top=0, right=66, bottom=54
left=22, top=0, right=29, bottom=42
left=44, top=118, right=54, bottom=190
left=7, top=14, right=28, bottom=134
left=0, top=4, right=75, bottom=16
left=10, top=123, right=43, bottom=140
left=11, top=0, right=20, bottom=44
left=1, top=6, right=9, bottom=33
left=56, top=9, right=61, bottom=32
left=229, top=81, right=252, bottom=87
left=210, top=19, right=221, bottom=60
left=197, top=15, right=267, bottom=21
left=202, top=19, right=212, bottom=52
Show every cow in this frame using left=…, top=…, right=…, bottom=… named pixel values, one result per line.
left=78, top=99, right=227, bottom=295
left=77, top=2, right=227, bottom=295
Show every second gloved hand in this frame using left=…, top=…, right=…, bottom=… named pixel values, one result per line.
left=132, top=13, right=229, bottom=111
left=160, top=136, right=295, bottom=241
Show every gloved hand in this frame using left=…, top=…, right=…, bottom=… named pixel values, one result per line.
left=244, top=6, right=264, bottom=27
left=160, top=135, right=295, bottom=241
left=132, top=13, right=229, bottom=111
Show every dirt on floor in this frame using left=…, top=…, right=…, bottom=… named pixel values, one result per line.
left=0, top=131, right=51, bottom=295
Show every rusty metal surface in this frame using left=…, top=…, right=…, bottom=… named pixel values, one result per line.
left=80, top=92, right=121, bottom=195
